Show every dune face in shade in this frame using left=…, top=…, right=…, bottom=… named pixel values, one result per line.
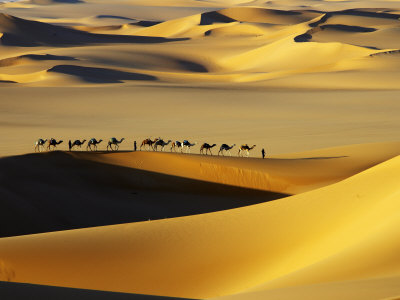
left=0, top=2, right=400, bottom=87
left=0, top=1, right=400, bottom=300
left=0, top=152, right=400, bottom=298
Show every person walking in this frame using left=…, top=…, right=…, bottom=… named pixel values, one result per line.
left=261, top=148, right=266, bottom=159
left=134, top=140, right=137, bottom=151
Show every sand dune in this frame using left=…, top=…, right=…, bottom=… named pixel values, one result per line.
left=0, top=281, right=191, bottom=300
left=0, top=1, right=400, bottom=299
left=4, top=141, right=399, bottom=237
left=0, top=152, right=399, bottom=298
left=213, top=276, right=400, bottom=300
left=0, top=2, right=399, bottom=87
left=0, top=151, right=287, bottom=238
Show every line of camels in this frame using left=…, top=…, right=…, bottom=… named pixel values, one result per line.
left=34, top=137, right=257, bottom=157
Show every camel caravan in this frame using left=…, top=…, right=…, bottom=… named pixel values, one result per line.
left=34, top=137, right=259, bottom=157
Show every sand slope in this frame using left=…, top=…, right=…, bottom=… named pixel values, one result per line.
left=0, top=1, right=400, bottom=87
left=0, top=281, right=192, bottom=300
left=1, top=142, right=399, bottom=237
left=0, top=149, right=399, bottom=298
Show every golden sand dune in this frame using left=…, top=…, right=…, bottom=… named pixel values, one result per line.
left=0, top=150, right=399, bottom=298
left=0, top=1, right=400, bottom=299
left=0, top=2, right=399, bottom=87
left=214, top=276, right=400, bottom=300
left=3, top=141, right=397, bottom=237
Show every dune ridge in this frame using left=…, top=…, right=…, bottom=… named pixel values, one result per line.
left=0, top=2, right=399, bottom=87
left=1, top=1, right=400, bottom=299
left=0, top=153, right=399, bottom=298
left=0, top=141, right=399, bottom=298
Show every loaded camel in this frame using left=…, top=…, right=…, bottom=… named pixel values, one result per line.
left=69, top=139, right=86, bottom=151
left=87, top=138, right=103, bottom=151
left=107, top=137, right=125, bottom=151
left=170, top=141, right=183, bottom=153
left=34, top=138, right=47, bottom=152
left=200, top=143, right=216, bottom=155
left=47, top=138, right=63, bottom=151
left=238, top=144, right=256, bottom=157
left=183, top=140, right=196, bottom=153
left=218, top=144, right=235, bottom=156
left=154, top=139, right=172, bottom=152
left=140, top=138, right=158, bottom=151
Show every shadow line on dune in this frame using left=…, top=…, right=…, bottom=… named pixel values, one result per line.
left=0, top=13, right=188, bottom=48
left=0, top=281, right=194, bottom=300
left=47, top=65, right=158, bottom=83
left=0, top=151, right=289, bottom=238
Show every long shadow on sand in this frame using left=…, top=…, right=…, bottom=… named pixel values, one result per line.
left=48, top=65, right=157, bottom=83
left=0, top=152, right=289, bottom=238
left=0, top=281, right=193, bottom=300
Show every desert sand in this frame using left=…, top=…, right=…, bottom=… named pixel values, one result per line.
left=0, top=0, right=400, bottom=299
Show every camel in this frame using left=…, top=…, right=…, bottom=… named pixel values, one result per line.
left=200, top=143, right=217, bottom=155
left=238, top=144, right=256, bottom=157
left=154, top=139, right=172, bottom=152
left=47, top=138, right=63, bottom=151
left=87, top=138, right=103, bottom=151
left=34, top=138, right=47, bottom=152
left=170, top=141, right=183, bottom=153
left=107, top=137, right=125, bottom=151
left=182, top=140, right=197, bottom=154
left=140, top=138, right=158, bottom=151
left=69, top=139, right=86, bottom=151
left=218, top=144, right=236, bottom=156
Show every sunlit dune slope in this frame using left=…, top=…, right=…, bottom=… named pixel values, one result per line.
left=2, top=142, right=398, bottom=237
left=0, top=152, right=399, bottom=298
left=81, top=141, right=400, bottom=195
left=213, top=275, right=400, bottom=300
left=0, top=3, right=400, bottom=87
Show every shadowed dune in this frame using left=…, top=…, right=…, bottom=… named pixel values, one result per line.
left=0, top=151, right=287, bottom=238
left=29, top=0, right=85, bottom=4
left=47, top=65, right=158, bottom=83
left=0, top=13, right=186, bottom=47
left=0, top=1, right=399, bottom=298
left=0, top=281, right=192, bottom=300
left=0, top=154, right=399, bottom=298
left=0, top=54, right=77, bottom=67
left=0, top=4, right=399, bottom=87
left=1, top=142, right=399, bottom=238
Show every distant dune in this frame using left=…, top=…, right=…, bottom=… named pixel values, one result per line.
left=0, top=1, right=400, bottom=299
left=0, top=1, right=399, bottom=87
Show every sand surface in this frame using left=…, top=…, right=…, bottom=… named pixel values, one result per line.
left=0, top=148, right=400, bottom=299
left=1, top=0, right=400, bottom=299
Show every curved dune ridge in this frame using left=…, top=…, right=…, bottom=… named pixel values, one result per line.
left=0, top=2, right=400, bottom=87
left=0, top=143, right=399, bottom=299
left=1, top=142, right=399, bottom=238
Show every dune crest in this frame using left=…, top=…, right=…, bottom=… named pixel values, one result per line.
left=0, top=3, right=399, bottom=87
left=0, top=150, right=399, bottom=298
